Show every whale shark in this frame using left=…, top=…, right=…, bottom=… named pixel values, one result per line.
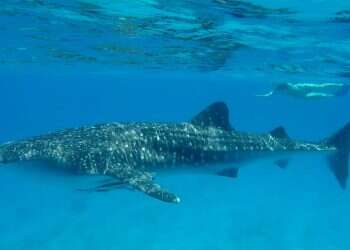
left=0, top=102, right=349, bottom=203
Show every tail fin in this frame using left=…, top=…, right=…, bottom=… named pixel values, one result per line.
left=326, top=123, right=350, bottom=189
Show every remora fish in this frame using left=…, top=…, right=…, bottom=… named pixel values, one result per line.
left=0, top=102, right=349, bottom=203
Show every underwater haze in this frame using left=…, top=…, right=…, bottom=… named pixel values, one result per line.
left=1, top=1, right=350, bottom=250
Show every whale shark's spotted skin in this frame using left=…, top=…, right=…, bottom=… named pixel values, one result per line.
left=0, top=102, right=346, bottom=203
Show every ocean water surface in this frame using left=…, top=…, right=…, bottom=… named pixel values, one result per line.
left=1, top=1, right=350, bottom=250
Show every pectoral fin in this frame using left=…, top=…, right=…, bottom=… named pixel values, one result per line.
left=128, top=177, right=181, bottom=203
left=217, top=167, right=239, bottom=178
left=107, top=166, right=181, bottom=204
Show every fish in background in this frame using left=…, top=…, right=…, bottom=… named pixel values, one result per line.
left=256, top=82, right=350, bottom=99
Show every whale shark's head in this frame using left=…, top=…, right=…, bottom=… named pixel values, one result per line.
left=0, top=146, right=4, bottom=163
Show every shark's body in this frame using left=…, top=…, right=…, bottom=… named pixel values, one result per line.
left=0, top=102, right=349, bottom=203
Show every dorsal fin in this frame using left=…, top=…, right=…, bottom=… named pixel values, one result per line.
left=270, top=126, right=289, bottom=139
left=191, top=102, right=233, bottom=131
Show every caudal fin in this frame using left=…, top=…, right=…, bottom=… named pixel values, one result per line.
left=326, top=123, right=350, bottom=189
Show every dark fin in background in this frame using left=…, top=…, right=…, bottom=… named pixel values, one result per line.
left=191, top=102, right=234, bottom=131
left=270, top=126, right=290, bottom=139
left=217, top=167, right=239, bottom=178
left=326, top=123, right=350, bottom=189
left=334, top=84, right=350, bottom=97
left=77, top=181, right=127, bottom=192
left=274, top=159, right=289, bottom=169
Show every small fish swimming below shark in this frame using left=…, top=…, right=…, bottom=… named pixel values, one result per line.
left=0, top=102, right=349, bottom=203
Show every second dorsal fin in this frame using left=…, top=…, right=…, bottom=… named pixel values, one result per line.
left=270, top=126, right=289, bottom=139
left=191, top=102, right=233, bottom=131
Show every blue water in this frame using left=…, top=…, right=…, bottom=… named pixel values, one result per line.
left=1, top=1, right=350, bottom=250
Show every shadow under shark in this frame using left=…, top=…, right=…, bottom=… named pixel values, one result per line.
left=0, top=102, right=349, bottom=203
